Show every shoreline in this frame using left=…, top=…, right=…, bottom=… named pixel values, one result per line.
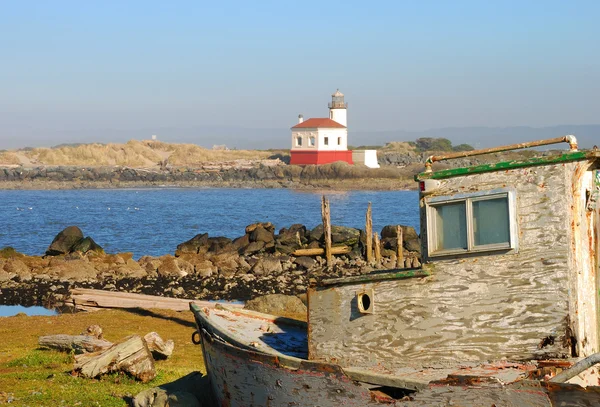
left=0, top=163, right=419, bottom=191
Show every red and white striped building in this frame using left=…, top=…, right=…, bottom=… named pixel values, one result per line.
left=289, top=90, right=353, bottom=165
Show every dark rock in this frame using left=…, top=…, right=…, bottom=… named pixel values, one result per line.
left=244, top=294, right=307, bottom=316
left=245, top=222, right=274, bottom=234
left=175, top=233, right=209, bottom=256
left=232, top=234, right=250, bottom=252
left=46, top=226, right=84, bottom=256
left=249, top=226, right=274, bottom=244
left=72, top=236, right=104, bottom=254
left=277, top=224, right=307, bottom=245
left=310, top=225, right=361, bottom=246
left=243, top=241, right=265, bottom=255
left=207, top=237, right=234, bottom=254
left=293, top=256, right=316, bottom=270
left=380, top=225, right=421, bottom=252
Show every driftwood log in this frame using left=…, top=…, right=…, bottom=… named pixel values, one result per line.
left=38, top=335, right=113, bottom=354
left=74, top=335, right=156, bottom=382
left=144, top=332, right=174, bottom=360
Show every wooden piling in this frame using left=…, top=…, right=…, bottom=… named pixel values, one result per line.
left=396, top=225, right=404, bottom=268
left=366, top=202, right=373, bottom=263
left=321, top=196, right=332, bottom=267
left=374, top=232, right=381, bottom=264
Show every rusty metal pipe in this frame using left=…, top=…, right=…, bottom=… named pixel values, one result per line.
left=549, top=352, right=600, bottom=383
left=424, top=135, right=578, bottom=172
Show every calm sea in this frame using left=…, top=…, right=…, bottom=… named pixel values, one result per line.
left=0, top=188, right=420, bottom=259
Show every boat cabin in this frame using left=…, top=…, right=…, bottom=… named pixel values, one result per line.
left=308, top=136, right=600, bottom=383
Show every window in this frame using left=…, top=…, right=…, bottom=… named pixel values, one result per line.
left=324, top=137, right=329, bottom=146
left=426, top=189, right=517, bottom=257
left=337, top=137, right=342, bottom=145
left=309, top=136, right=315, bottom=147
left=296, top=136, right=302, bottom=147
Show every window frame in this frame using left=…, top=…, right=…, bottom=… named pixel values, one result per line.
left=296, top=136, right=303, bottom=147
left=324, top=136, right=329, bottom=146
left=425, top=188, right=518, bottom=257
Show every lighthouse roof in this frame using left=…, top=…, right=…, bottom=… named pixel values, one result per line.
left=291, top=118, right=346, bottom=129
left=332, top=89, right=344, bottom=97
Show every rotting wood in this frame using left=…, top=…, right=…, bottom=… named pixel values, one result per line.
left=373, top=232, right=381, bottom=263
left=38, top=334, right=113, bottom=354
left=292, top=246, right=351, bottom=257
left=366, top=202, right=373, bottom=264
left=74, top=335, right=156, bottom=383
left=321, top=196, right=332, bottom=267
left=396, top=225, right=404, bottom=268
left=144, top=332, right=174, bottom=360
left=67, top=288, right=244, bottom=312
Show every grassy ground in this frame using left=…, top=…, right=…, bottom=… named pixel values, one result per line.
left=0, top=308, right=205, bottom=406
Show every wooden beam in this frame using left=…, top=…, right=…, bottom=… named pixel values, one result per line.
left=292, top=246, right=351, bottom=257
left=374, top=232, right=381, bottom=264
left=321, top=196, right=332, bottom=267
left=67, top=288, right=243, bottom=312
left=366, top=202, right=373, bottom=264
left=396, top=225, right=404, bottom=268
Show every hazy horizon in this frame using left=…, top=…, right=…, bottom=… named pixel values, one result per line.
left=1, top=1, right=598, bottom=149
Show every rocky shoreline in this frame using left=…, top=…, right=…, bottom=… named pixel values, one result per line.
left=0, top=161, right=419, bottom=190
left=0, top=223, right=421, bottom=309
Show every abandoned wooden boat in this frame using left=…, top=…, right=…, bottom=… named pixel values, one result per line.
left=191, top=136, right=600, bottom=406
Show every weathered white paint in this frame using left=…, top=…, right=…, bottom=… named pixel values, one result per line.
left=291, top=128, right=347, bottom=151
left=352, top=150, right=380, bottom=168
left=309, top=158, right=600, bottom=382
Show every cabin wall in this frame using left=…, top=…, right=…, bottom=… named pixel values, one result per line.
left=308, top=161, right=593, bottom=369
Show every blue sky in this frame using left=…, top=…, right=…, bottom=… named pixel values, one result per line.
left=0, top=1, right=598, bottom=148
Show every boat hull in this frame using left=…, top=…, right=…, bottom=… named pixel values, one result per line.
left=191, top=306, right=600, bottom=407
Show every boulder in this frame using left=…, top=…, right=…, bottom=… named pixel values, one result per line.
left=157, top=255, right=189, bottom=278
left=250, top=256, right=282, bottom=276
left=277, top=224, right=307, bottom=245
left=243, top=241, right=265, bottom=255
left=132, top=372, right=209, bottom=407
left=310, top=225, right=361, bottom=246
left=249, top=226, right=274, bottom=244
left=72, top=236, right=104, bottom=254
left=47, top=259, right=98, bottom=281
left=46, top=226, right=84, bottom=256
left=175, top=233, right=209, bottom=256
left=0, top=247, right=24, bottom=259
left=293, top=256, right=316, bottom=270
left=207, top=237, right=234, bottom=254
left=211, top=253, right=239, bottom=277
left=244, top=294, right=307, bottom=316
left=245, top=222, right=274, bottom=234
left=380, top=225, right=421, bottom=252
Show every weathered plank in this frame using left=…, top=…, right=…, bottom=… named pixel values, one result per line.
left=396, top=225, right=404, bottom=268
left=366, top=202, right=373, bottom=263
left=68, top=288, right=244, bottom=312
left=309, top=162, right=584, bottom=369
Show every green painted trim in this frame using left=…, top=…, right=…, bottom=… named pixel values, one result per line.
left=320, top=268, right=430, bottom=287
left=415, top=151, right=590, bottom=181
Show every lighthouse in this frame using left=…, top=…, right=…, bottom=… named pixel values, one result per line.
left=289, top=90, right=353, bottom=165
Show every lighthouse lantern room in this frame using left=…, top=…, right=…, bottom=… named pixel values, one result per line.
left=290, top=90, right=353, bottom=165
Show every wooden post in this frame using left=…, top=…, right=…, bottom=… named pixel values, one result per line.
left=396, top=225, right=404, bottom=268
left=374, top=232, right=381, bottom=264
left=366, top=202, right=373, bottom=263
left=321, top=196, right=332, bottom=267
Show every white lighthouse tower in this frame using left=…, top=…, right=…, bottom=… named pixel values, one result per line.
left=329, top=89, right=347, bottom=126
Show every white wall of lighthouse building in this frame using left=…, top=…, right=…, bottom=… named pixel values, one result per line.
left=291, top=128, right=348, bottom=151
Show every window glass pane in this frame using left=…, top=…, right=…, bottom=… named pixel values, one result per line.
left=435, top=202, right=467, bottom=250
left=473, top=197, right=510, bottom=246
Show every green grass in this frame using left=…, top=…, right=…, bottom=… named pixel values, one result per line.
left=0, top=309, right=206, bottom=406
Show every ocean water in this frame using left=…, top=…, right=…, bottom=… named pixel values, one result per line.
left=0, top=188, right=419, bottom=258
